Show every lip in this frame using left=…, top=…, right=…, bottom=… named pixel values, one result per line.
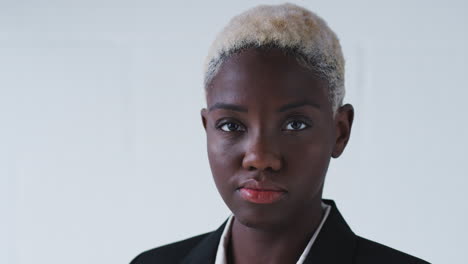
left=237, top=179, right=287, bottom=204
left=238, top=179, right=287, bottom=192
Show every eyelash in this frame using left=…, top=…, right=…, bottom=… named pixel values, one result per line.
left=216, top=121, right=245, bottom=132
left=216, top=118, right=311, bottom=133
left=284, top=120, right=309, bottom=131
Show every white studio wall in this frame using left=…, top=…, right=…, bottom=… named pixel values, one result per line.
left=1, top=0, right=467, bottom=263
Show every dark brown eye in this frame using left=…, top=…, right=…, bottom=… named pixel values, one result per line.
left=219, top=122, right=245, bottom=132
left=285, top=120, right=308, bottom=131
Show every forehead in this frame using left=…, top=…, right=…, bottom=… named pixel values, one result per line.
left=207, top=48, right=331, bottom=110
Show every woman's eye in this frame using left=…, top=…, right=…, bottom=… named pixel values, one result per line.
left=219, top=122, right=245, bottom=132
left=285, top=120, right=308, bottom=131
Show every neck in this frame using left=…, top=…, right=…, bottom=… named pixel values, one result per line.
left=227, top=201, right=324, bottom=264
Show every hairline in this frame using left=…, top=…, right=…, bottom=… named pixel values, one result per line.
left=204, top=43, right=343, bottom=116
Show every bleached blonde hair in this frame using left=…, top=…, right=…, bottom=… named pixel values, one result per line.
left=204, top=3, right=345, bottom=114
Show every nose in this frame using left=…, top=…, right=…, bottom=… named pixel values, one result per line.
left=242, top=134, right=283, bottom=172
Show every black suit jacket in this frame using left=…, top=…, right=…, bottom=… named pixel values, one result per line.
left=131, top=200, right=429, bottom=264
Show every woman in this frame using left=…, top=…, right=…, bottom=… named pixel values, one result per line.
left=131, top=3, right=429, bottom=264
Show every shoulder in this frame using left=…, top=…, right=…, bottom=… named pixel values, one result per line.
left=130, top=232, right=211, bottom=264
left=354, top=236, right=430, bottom=264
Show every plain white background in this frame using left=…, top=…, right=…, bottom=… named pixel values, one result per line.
left=1, top=0, right=467, bottom=263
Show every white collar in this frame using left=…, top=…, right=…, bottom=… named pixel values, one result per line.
left=214, top=202, right=332, bottom=264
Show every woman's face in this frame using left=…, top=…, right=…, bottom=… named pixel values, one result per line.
left=201, top=48, right=352, bottom=230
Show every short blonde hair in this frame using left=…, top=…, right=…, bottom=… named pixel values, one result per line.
left=204, top=3, right=345, bottom=114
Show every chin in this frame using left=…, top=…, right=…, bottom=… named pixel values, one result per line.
left=232, top=204, right=291, bottom=231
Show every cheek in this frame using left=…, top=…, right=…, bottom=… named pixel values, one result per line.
left=206, top=136, right=246, bottom=212
left=282, top=134, right=333, bottom=192
left=206, top=133, right=242, bottom=189
left=207, top=136, right=238, bottom=167
left=286, top=143, right=331, bottom=174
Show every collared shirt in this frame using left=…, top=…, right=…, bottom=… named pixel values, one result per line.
left=214, top=202, right=332, bottom=264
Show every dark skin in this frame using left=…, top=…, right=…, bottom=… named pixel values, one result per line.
left=201, top=48, right=354, bottom=264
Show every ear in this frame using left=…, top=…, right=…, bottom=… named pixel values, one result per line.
left=332, top=104, right=354, bottom=158
left=201, top=108, right=208, bottom=131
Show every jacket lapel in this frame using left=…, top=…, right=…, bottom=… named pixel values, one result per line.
left=181, top=200, right=356, bottom=264
left=303, top=199, right=357, bottom=264
left=181, top=219, right=227, bottom=264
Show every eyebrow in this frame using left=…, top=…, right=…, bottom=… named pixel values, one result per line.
left=208, top=100, right=320, bottom=113
left=277, top=101, right=321, bottom=112
left=208, top=103, right=248, bottom=112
